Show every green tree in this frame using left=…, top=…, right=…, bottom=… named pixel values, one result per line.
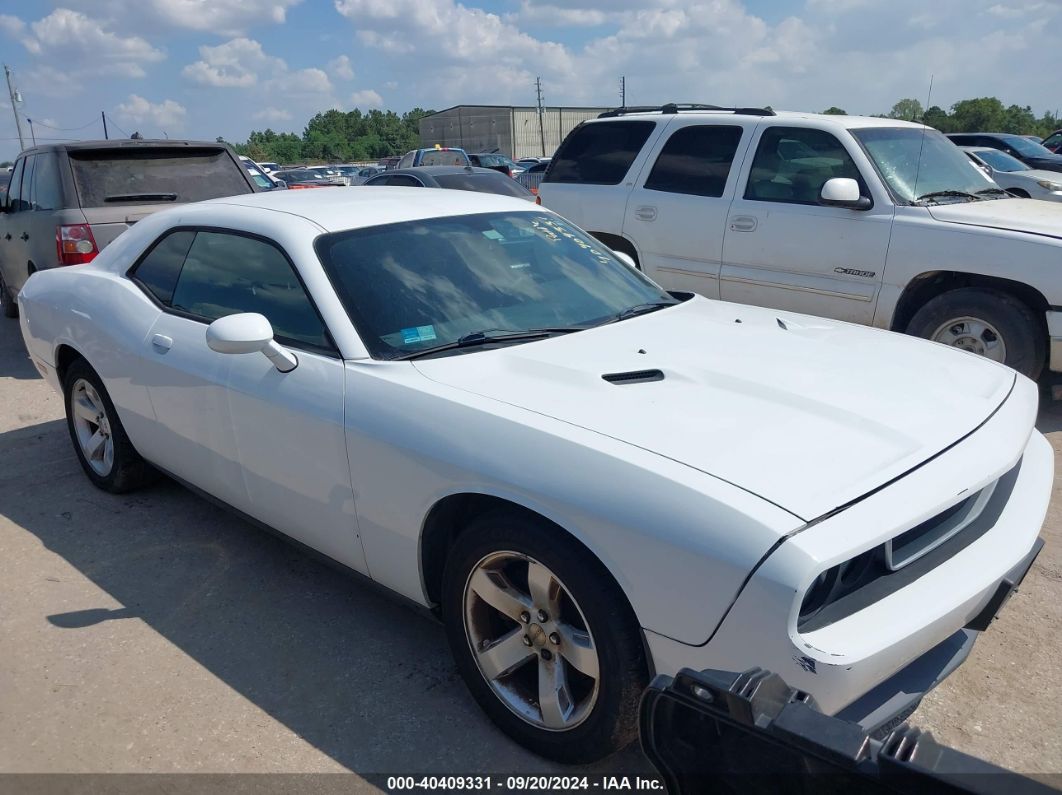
left=888, top=98, right=923, bottom=121
left=822, top=106, right=847, bottom=115
left=949, top=97, right=1006, bottom=132
left=921, top=105, right=951, bottom=131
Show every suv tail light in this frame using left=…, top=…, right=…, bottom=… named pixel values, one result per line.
left=56, top=224, right=99, bottom=265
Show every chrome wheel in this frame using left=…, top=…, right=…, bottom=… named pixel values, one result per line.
left=463, top=551, right=600, bottom=731
left=931, top=316, right=1007, bottom=362
left=70, top=378, right=114, bottom=477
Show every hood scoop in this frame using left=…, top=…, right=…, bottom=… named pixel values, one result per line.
left=602, top=368, right=664, bottom=385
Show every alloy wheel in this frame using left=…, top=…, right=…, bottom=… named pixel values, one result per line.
left=463, top=551, right=600, bottom=731
left=70, top=378, right=115, bottom=477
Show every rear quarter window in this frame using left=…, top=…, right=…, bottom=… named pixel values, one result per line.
left=68, top=147, right=253, bottom=207
left=545, top=121, right=656, bottom=185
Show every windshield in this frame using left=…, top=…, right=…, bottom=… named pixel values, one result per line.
left=316, top=212, right=674, bottom=360
left=1003, top=135, right=1055, bottom=158
left=852, top=128, right=999, bottom=203
left=975, top=149, right=1028, bottom=172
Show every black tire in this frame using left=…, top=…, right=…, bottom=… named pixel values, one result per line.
left=63, top=358, right=159, bottom=493
left=906, top=287, right=1044, bottom=380
left=441, top=510, right=648, bottom=763
left=0, top=273, right=17, bottom=318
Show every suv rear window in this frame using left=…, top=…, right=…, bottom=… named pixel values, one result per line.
left=68, top=147, right=252, bottom=207
left=420, top=150, right=469, bottom=167
left=545, top=121, right=655, bottom=185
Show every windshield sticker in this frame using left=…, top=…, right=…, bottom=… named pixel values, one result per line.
left=401, top=325, right=438, bottom=344
left=482, top=230, right=504, bottom=240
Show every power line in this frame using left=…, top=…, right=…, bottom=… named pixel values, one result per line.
left=27, top=117, right=101, bottom=132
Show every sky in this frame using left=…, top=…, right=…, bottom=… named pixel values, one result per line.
left=0, top=0, right=1058, bottom=160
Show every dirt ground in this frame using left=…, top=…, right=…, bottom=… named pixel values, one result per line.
left=0, top=321, right=1059, bottom=786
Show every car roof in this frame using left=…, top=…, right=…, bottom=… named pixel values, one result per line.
left=205, top=186, right=544, bottom=232
left=385, top=166, right=504, bottom=177
left=585, top=109, right=926, bottom=131
left=19, top=139, right=229, bottom=155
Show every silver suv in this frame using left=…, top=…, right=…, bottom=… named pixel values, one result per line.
left=0, top=139, right=260, bottom=318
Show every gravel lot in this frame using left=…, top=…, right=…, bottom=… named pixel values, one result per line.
left=0, top=321, right=1059, bottom=783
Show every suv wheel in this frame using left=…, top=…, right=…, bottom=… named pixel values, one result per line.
left=0, top=273, right=17, bottom=318
left=906, top=287, right=1044, bottom=379
left=441, top=510, right=647, bottom=763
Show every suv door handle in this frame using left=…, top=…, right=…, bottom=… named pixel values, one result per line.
left=634, top=205, right=657, bottom=222
left=3, top=233, right=10, bottom=240
left=19, top=232, right=28, bottom=241
left=729, top=216, right=758, bottom=232
left=151, top=334, right=173, bottom=352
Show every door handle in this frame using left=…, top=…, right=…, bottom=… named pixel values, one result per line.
left=729, top=216, right=758, bottom=232
left=19, top=232, right=28, bottom=241
left=634, top=205, right=657, bottom=222
left=151, top=334, right=173, bottom=352
left=3, top=233, right=9, bottom=240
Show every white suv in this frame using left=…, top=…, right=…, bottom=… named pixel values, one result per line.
left=539, top=104, right=1062, bottom=379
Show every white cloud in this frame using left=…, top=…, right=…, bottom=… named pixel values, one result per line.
left=0, top=14, right=25, bottom=36
left=182, top=37, right=283, bottom=87
left=252, top=107, right=293, bottom=122
left=117, top=94, right=187, bottom=130
left=58, top=0, right=302, bottom=36
left=349, top=89, right=383, bottom=107
left=328, top=55, right=354, bottom=80
left=508, top=2, right=610, bottom=26
left=18, top=9, right=164, bottom=78
left=267, top=67, right=333, bottom=95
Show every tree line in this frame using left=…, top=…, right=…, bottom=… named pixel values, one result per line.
left=229, top=96, right=1060, bottom=166
left=232, top=107, right=435, bottom=164
left=823, top=96, right=1059, bottom=137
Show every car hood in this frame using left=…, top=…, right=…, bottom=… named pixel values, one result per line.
left=1011, top=168, right=1062, bottom=185
left=927, top=198, right=1062, bottom=240
left=412, top=296, right=1015, bottom=521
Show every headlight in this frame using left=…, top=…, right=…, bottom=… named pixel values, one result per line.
left=1036, top=179, right=1062, bottom=191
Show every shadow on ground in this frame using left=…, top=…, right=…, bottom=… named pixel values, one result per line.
left=0, top=416, right=652, bottom=776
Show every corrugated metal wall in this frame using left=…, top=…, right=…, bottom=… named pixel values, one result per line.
left=420, top=106, right=610, bottom=159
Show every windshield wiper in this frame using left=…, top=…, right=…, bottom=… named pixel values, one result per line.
left=975, top=187, right=1011, bottom=198
left=600, top=300, right=678, bottom=326
left=396, top=327, right=584, bottom=361
left=103, top=192, right=178, bottom=203
left=913, top=190, right=980, bottom=205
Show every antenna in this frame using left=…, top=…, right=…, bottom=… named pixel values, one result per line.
left=911, top=74, right=934, bottom=202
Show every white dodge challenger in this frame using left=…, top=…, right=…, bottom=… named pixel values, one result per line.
left=16, top=188, right=1050, bottom=762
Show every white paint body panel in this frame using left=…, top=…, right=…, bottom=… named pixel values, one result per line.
left=16, top=188, right=1051, bottom=721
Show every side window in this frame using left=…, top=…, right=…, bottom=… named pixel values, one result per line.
left=130, top=230, right=197, bottom=304
left=545, top=121, right=656, bottom=185
left=644, top=125, right=743, bottom=197
left=31, top=152, right=62, bottom=211
left=745, top=127, right=864, bottom=205
left=387, top=175, right=423, bottom=187
left=170, top=231, right=330, bottom=350
left=398, top=152, right=415, bottom=168
left=17, top=155, right=35, bottom=212
left=6, top=157, right=24, bottom=212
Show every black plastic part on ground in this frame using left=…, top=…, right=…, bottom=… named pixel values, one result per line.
left=639, top=667, right=1060, bottom=795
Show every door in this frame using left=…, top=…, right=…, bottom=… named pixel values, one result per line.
left=0, top=156, right=29, bottom=292
left=139, top=227, right=367, bottom=574
left=721, top=125, right=892, bottom=324
left=25, top=151, right=65, bottom=271
left=623, top=122, right=749, bottom=297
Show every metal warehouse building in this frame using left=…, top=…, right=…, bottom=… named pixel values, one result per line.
left=419, top=105, right=612, bottom=160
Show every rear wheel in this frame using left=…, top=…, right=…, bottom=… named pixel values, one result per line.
left=906, top=287, right=1044, bottom=379
left=0, top=273, right=16, bottom=318
left=63, top=358, right=158, bottom=492
left=442, top=510, right=647, bottom=763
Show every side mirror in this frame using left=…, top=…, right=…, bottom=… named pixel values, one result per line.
left=819, top=177, right=871, bottom=210
left=206, top=312, right=297, bottom=372
left=612, top=250, right=637, bottom=270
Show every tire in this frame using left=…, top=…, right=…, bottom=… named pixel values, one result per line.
left=441, top=510, right=648, bottom=763
left=63, top=358, right=159, bottom=493
left=906, top=287, right=1044, bottom=380
left=0, top=273, right=17, bottom=318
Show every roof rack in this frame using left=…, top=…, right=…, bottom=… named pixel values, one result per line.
left=597, top=103, right=775, bottom=118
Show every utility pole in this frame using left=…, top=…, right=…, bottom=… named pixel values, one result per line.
left=535, top=76, right=546, bottom=158
left=4, top=64, right=25, bottom=151
left=101, top=111, right=109, bottom=139
left=620, top=76, right=626, bottom=108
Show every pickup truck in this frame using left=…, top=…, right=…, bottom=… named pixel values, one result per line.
left=539, top=105, right=1062, bottom=379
